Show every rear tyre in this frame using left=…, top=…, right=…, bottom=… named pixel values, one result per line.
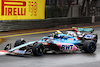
left=32, top=42, right=45, bottom=56
left=83, top=40, right=96, bottom=53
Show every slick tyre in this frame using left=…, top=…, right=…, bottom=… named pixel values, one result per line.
left=32, top=42, right=45, bottom=56
left=83, top=40, right=96, bottom=53
left=14, top=39, right=26, bottom=47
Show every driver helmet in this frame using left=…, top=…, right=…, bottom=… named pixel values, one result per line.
left=72, top=27, right=78, bottom=32
left=55, top=30, right=62, bottom=34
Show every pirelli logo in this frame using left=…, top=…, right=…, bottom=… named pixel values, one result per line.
left=0, top=0, right=45, bottom=20
left=1, top=0, right=37, bottom=16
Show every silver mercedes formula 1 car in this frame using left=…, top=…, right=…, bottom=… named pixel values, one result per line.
left=66, top=27, right=98, bottom=43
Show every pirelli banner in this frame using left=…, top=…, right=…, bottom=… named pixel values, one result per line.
left=0, top=0, right=46, bottom=20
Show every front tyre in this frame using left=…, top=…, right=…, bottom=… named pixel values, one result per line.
left=32, top=42, right=45, bottom=56
left=14, top=39, right=26, bottom=47
left=83, top=40, right=96, bottom=53
left=14, top=39, right=26, bottom=50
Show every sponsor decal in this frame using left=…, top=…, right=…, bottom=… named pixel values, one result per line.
left=61, top=45, right=73, bottom=50
left=0, top=0, right=46, bottom=20
left=1, top=0, right=26, bottom=16
left=68, top=38, right=74, bottom=40
left=42, top=42, right=49, bottom=45
left=84, top=35, right=94, bottom=38
left=14, top=50, right=25, bottom=54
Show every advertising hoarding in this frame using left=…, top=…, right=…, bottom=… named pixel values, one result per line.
left=0, top=0, right=46, bottom=20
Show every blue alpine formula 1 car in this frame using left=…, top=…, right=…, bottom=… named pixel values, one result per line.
left=0, top=33, right=97, bottom=56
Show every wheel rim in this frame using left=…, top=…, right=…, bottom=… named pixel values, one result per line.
left=89, top=43, right=96, bottom=52
left=36, top=45, right=44, bottom=55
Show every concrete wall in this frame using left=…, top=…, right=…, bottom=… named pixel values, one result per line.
left=0, top=16, right=92, bottom=31
left=95, top=16, right=100, bottom=22
left=72, top=5, right=80, bottom=17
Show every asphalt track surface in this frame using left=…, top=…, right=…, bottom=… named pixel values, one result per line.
left=0, top=27, right=100, bottom=67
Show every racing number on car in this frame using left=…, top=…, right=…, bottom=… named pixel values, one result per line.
left=61, top=45, right=73, bottom=50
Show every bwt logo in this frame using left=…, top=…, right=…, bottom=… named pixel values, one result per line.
left=61, top=45, right=73, bottom=50
left=1, top=0, right=26, bottom=16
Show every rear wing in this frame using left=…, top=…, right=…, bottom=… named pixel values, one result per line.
left=72, top=27, right=94, bottom=33
left=78, top=28, right=94, bottom=33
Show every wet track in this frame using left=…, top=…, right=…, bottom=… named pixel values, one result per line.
left=0, top=27, right=100, bottom=67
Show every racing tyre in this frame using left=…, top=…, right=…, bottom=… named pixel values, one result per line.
left=14, top=39, right=26, bottom=47
left=32, top=42, right=45, bottom=56
left=83, top=40, right=96, bottom=53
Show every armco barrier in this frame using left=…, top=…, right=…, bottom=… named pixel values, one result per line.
left=0, top=16, right=99, bottom=31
